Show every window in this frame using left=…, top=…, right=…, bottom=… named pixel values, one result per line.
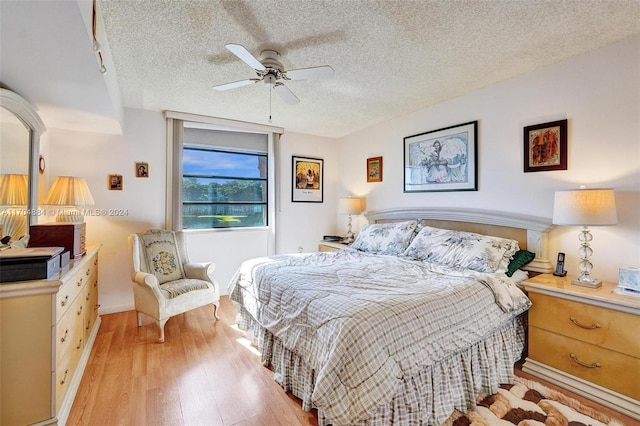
left=182, top=147, right=267, bottom=229
left=165, top=111, right=281, bottom=244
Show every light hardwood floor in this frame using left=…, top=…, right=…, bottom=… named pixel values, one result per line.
left=68, top=296, right=637, bottom=426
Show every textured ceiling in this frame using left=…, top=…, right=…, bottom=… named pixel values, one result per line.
left=100, top=0, right=640, bottom=139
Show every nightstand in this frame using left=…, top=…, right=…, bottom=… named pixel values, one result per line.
left=318, top=241, right=349, bottom=252
left=521, top=273, right=640, bottom=420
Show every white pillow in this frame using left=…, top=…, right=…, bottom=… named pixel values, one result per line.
left=404, top=225, right=519, bottom=273
left=351, top=220, right=418, bottom=255
left=510, top=269, right=530, bottom=283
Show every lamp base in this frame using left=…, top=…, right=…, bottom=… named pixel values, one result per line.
left=571, top=278, right=602, bottom=289
left=55, top=208, right=84, bottom=223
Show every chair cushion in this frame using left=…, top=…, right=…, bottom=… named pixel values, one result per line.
left=139, top=230, right=185, bottom=284
left=159, top=278, right=210, bottom=299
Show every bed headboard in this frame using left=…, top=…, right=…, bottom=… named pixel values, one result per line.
left=365, top=207, right=554, bottom=273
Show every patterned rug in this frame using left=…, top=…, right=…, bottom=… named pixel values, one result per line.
left=444, top=376, right=626, bottom=426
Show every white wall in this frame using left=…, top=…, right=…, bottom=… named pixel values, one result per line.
left=46, top=111, right=338, bottom=313
left=336, top=35, right=640, bottom=284
left=47, top=108, right=166, bottom=313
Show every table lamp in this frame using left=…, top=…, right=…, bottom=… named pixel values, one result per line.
left=45, top=176, right=95, bottom=222
left=552, top=187, right=617, bottom=288
left=0, top=174, right=28, bottom=239
left=338, top=197, right=364, bottom=244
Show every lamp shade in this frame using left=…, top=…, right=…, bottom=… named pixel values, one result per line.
left=338, top=197, right=364, bottom=215
left=552, top=188, right=617, bottom=226
left=0, top=174, right=28, bottom=205
left=45, top=176, right=95, bottom=206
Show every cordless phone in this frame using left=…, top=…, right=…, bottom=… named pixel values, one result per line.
left=553, top=252, right=567, bottom=277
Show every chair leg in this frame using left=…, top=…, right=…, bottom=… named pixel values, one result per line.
left=156, top=318, right=169, bottom=343
left=213, top=301, right=220, bottom=320
left=137, top=311, right=143, bottom=327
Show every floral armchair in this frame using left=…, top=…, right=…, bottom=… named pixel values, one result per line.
left=128, top=229, right=220, bottom=342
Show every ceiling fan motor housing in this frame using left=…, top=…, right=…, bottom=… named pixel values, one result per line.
left=260, top=50, right=283, bottom=70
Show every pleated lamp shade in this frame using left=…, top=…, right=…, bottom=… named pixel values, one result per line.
left=45, top=176, right=95, bottom=222
left=0, top=174, right=28, bottom=205
left=0, top=174, right=29, bottom=239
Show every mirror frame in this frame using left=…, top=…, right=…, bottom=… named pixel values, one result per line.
left=0, top=88, right=47, bottom=230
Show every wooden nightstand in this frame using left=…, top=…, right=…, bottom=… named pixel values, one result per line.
left=521, top=273, right=640, bottom=420
left=318, top=241, right=349, bottom=252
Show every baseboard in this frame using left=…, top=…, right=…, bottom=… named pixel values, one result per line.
left=98, top=302, right=134, bottom=315
left=522, top=358, right=640, bottom=421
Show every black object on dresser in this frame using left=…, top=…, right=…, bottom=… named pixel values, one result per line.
left=29, top=222, right=86, bottom=259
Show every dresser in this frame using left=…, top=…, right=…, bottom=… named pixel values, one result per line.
left=521, top=273, right=640, bottom=420
left=0, top=245, right=101, bottom=426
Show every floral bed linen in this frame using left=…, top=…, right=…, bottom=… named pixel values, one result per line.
left=228, top=249, right=531, bottom=425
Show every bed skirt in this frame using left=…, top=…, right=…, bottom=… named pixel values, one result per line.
left=234, top=302, right=526, bottom=426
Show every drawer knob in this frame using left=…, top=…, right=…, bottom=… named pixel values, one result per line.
left=77, top=277, right=83, bottom=287
left=569, top=353, right=601, bottom=368
left=570, top=317, right=601, bottom=329
left=60, top=329, right=69, bottom=343
left=61, top=295, right=69, bottom=307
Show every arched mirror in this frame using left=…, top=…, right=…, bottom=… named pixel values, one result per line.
left=0, top=88, right=46, bottom=241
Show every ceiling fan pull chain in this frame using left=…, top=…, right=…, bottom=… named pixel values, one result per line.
left=269, top=84, right=273, bottom=123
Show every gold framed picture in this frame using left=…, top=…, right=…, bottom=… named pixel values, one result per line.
left=367, top=156, right=383, bottom=182
left=135, top=161, right=149, bottom=177
left=108, top=174, right=123, bottom=190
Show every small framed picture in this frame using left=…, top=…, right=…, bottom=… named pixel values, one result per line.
left=292, top=156, right=323, bottom=203
left=367, top=156, right=383, bottom=182
left=108, top=174, right=123, bottom=190
left=524, top=119, right=567, bottom=172
left=135, top=161, right=149, bottom=177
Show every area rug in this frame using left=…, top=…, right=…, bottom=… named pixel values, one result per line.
left=444, top=376, right=626, bottom=426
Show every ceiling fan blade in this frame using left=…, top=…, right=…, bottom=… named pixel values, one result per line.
left=274, top=83, right=300, bottom=105
left=212, top=78, right=260, bottom=91
left=225, top=43, right=266, bottom=71
left=285, top=65, right=334, bottom=81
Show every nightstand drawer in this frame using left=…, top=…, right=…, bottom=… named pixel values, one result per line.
left=529, top=327, right=640, bottom=399
left=528, top=292, right=640, bottom=358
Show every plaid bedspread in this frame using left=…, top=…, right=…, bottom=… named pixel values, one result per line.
left=229, top=250, right=531, bottom=425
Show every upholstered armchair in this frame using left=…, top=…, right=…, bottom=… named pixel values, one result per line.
left=128, top=229, right=220, bottom=343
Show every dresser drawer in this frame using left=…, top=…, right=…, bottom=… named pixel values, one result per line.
left=55, top=296, right=84, bottom=365
left=529, top=327, right=640, bottom=399
left=528, top=292, right=640, bottom=358
left=83, top=276, right=99, bottom=342
left=55, top=327, right=84, bottom=411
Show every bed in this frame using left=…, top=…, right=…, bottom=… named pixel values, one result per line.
left=228, top=207, right=553, bottom=425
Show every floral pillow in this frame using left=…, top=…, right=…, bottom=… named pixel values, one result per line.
left=351, top=220, right=418, bottom=255
left=404, top=225, right=519, bottom=273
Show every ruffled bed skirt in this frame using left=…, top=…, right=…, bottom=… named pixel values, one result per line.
left=235, top=304, right=526, bottom=426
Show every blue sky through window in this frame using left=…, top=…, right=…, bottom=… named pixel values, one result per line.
left=183, top=148, right=265, bottom=178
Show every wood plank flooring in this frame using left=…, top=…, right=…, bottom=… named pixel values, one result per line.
left=68, top=296, right=637, bottom=426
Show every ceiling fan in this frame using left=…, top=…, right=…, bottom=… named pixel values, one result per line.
left=213, top=43, right=334, bottom=105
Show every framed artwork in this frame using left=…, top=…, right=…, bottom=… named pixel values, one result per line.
left=108, top=174, right=123, bottom=190
left=367, top=156, right=383, bottom=182
left=404, top=120, right=478, bottom=193
left=292, top=156, right=323, bottom=202
left=135, top=161, right=149, bottom=177
left=524, top=119, right=567, bottom=172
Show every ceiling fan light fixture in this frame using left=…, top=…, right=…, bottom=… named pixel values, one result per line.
left=264, top=74, right=276, bottom=86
